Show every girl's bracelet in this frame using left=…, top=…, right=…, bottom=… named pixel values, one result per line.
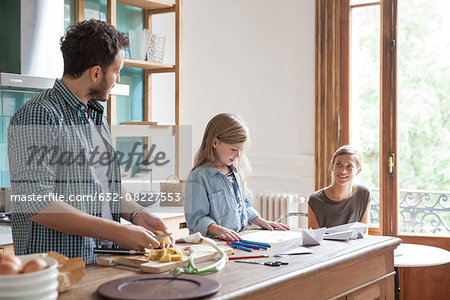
left=130, top=206, right=144, bottom=224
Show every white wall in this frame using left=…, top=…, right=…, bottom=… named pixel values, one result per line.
left=154, top=0, right=316, bottom=197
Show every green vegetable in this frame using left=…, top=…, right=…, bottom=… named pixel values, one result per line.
left=171, top=237, right=228, bottom=275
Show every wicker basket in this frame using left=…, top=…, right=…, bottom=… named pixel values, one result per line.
left=160, top=175, right=185, bottom=207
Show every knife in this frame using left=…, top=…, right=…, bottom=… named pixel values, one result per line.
left=153, top=232, right=172, bottom=240
left=94, top=248, right=146, bottom=255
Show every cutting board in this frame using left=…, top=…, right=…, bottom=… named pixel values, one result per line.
left=97, top=244, right=233, bottom=273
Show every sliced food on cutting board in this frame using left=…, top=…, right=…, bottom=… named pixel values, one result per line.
left=146, top=247, right=184, bottom=262
left=97, top=243, right=233, bottom=274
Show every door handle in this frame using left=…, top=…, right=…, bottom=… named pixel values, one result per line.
left=388, top=152, right=395, bottom=175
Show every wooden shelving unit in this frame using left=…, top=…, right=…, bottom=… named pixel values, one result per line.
left=117, top=0, right=174, bottom=10
left=74, top=0, right=183, bottom=177
left=123, top=59, right=175, bottom=72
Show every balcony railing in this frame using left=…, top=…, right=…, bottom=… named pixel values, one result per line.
left=369, top=188, right=450, bottom=236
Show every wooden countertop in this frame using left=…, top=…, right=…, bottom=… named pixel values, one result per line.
left=58, top=234, right=401, bottom=300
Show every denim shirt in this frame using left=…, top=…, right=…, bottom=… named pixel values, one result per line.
left=184, top=163, right=260, bottom=236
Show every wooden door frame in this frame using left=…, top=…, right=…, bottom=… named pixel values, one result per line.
left=380, top=0, right=449, bottom=250
left=380, top=0, right=396, bottom=237
left=315, top=0, right=449, bottom=249
left=314, top=0, right=398, bottom=238
left=314, top=0, right=350, bottom=191
left=314, top=0, right=384, bottom=235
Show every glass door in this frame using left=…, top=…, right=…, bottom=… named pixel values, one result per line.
left=397, top=0, right=450, bottom=237
left=348, top=0, right=450, bottom=241
left=349, top=0, right=382, bottom=230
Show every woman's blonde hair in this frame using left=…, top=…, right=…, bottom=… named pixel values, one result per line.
left=193, top=113, right=252, bottom=197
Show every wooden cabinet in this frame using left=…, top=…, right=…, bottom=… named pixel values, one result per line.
left=161, top=215, right=188, bottom=240
left=335, top=273, right=394, bottom=300
left=0, top=243, right=14, bottom=255
left=107, top=0, right=183, bottom=127
left=349, top=279, right=389, bottom=300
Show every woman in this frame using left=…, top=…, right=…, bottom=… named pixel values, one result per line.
left=308, top=145, right=372, bottom=229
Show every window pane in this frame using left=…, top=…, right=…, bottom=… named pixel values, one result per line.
left=397, top=0, right=450, bottom=237
left=64, top=0, right=75, bottom=29
left=350, top=6, right=381, bottom=227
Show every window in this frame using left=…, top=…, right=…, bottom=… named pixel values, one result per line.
left=396, top=0, right=450, bottom=236
left=315, top=0, right=449, bottom=244
left=348, top=0, right=450, bottom=239
left=349, top=2, right=381, bottom=228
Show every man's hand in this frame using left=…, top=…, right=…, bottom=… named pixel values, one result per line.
left=133, top=210, right=167, bottom=232
left=113, top=224, right=160, bottom=250
left=133, top=210, right=173, bottom=245
left=207, top=224, right=241, bottom=241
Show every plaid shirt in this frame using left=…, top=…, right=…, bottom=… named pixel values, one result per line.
left=8, top=79, right=121, bottom=264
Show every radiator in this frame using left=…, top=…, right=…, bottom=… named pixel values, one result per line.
left=254, top=193, right=308, bottom=228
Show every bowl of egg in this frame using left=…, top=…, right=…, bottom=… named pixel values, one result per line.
left=0, top=253, right=59, bottom=300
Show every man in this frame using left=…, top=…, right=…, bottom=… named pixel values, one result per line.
left=8, top=19, right=167, bottom=264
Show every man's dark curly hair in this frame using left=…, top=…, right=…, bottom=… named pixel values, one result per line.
left=60, top=19, right=129, bottom=79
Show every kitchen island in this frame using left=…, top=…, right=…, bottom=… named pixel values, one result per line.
left=58, top=234, right=400, bottom=299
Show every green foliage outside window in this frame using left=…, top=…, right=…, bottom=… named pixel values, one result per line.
left=353, top=0, right=449, bottom=235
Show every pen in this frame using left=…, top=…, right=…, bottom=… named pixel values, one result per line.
left=228, top=255, right=269, bottom=260
left=240, top=240, right=271, bottom=248
left=229, top=244, right=253, bottom=252
left=227, top=241, right=268, bottom=250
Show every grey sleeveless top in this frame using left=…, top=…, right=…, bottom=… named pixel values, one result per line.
left=308, top=185, right=372, bottom=228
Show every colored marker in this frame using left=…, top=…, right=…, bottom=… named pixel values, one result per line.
left=228, top=254, right=269, bottom=260
left=229, top=243, right=253, bottom=252
left=240, top=240, right=271, bottom=248
left=229, top=241, right=268, bottom=250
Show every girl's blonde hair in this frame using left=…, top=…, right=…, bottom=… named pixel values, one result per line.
left=329, top=145, right=362, bottom=183
left=193, top=113, right=252, bottom=197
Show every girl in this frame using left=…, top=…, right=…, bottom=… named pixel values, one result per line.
left=308, top=145, right=372, bottom=229
left=184, top=113, right=289, bottom=241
